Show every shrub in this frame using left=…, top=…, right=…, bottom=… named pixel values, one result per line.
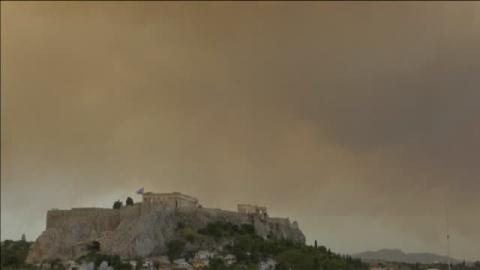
left=113, top=200, right=123, bottom=209
left=185, top=233, right=195, bottom=243
left=126, top=197, right=134, bottom=206
left=166, top=240, right=186, bottom=263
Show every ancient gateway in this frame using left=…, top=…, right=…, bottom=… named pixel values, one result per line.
left=28, top=191, right=305, bottom=263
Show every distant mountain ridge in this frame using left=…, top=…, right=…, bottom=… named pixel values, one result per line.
left=352, top=249, right=460, bottom=264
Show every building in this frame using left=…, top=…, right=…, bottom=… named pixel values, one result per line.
left=194, top=250, right=215, bottom=260
left=143, top=192, right=200, bottom=208
left=224, top=254, right=237, bottom=265
left=65, top=260, right=85, bottom=270
left=156, top=256, right=171, bottom=265
left=237, top=204, right=268, bottom=216
left=173, top=258, right=192, bottom=269
left=191, top=259, right=209, bottom=268
left=143, top=258, right=156, bottom=269
left=259, top=258, right=276, bottom=270
left=128, top=261, right=137, bottom=269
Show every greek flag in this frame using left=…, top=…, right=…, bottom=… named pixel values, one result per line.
left=136, top=187, right=144, bottom=195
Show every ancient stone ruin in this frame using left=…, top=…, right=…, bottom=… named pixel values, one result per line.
left=27, top=191, right=305, bottom=264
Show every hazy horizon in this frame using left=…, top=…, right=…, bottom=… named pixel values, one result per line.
left=1, top=2, right=479, bottom=261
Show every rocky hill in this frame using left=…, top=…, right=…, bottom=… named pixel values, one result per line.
left=26, top=204, right=305, bottom=263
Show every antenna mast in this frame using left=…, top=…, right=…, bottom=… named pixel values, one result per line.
left=446, top=206, right=451, bottom=270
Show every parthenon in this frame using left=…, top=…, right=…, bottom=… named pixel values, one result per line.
left=142, top=192, right=200, bottom=208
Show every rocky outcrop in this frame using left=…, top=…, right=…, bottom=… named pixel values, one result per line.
left=27, top=204, right=305, bottom=263
left=26, top=221, right=99, bottom=264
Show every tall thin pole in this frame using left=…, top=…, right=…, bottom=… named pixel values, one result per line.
left=446, top=206, right=451, bottom=270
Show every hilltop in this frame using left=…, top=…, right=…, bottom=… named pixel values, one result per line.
left=26, top=192, right=305, bottom=264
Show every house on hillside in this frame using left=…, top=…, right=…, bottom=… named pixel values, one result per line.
left=65, top=260, right=85, bottom=270
left=128, top=261, right=137, bottom=269
left=259, top=258, right=276, bottom=270
left=173, top=258, right=192, bottom=269
left=224, top=254, right=237, bottom=265
left=195, top=250, right=215, bottom=260
left=191, top=259, right=209, bottom=268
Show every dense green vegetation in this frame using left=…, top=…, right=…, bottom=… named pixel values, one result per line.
left=166, top=239, right=187, bottom=262
left=197, top=221, right=256, bottom=239
left=75, top=251, right=133, bottom=269
left=1, top=240, right=34, bottom=269
left=113, top=199, right=123, bottom=209
left=5, top=224, right=479, bottom=270
left=126, top=197, right=134, bottom=206
left=186, top=221, right=367, bottom=270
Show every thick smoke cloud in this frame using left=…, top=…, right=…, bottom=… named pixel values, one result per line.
left=1, top=2, right=479, bottom=260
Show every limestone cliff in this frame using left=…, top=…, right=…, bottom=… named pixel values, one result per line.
left=27, top=204, right=305, bottom=263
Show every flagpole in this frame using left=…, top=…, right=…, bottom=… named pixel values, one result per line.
left=446, top=206, right=451, bottom=270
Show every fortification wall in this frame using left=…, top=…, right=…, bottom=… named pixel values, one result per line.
left=96, top=209, right=121, bottom=232
left=46, top=210, right=71, bottom=229
left=238, top=204, right=268, bottom=215
left=45, top=203, right=299, bottom=242
left=120, top=203, right=142, bottom=222
left=204, top=208, right=251, bottom=221
left=46, top=208, right=123, bottom=232
left=32, top=201, right=306, bottom=263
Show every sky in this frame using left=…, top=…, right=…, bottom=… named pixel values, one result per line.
left=1, top=1, right=479, bottom=261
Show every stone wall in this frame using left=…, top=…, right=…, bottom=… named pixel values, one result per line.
left=46, top=193, right=201, bottom=231
left=237, top=204, right=268, bottom=215
left=47, top=207, right=127, bottom=233
left=31, top=202, right=306, bottom=263
left=120, top=203, right=142, bottom=222
left=46, top=203, right=162, bottom=232
left=46, top=208, right=117, bottom=230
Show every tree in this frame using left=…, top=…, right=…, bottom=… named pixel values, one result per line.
left=135, top=258, right=144, bottom=270
left=1, top=240, right=33, bottom=268
left=206, top=258, right=228, bottom=270
left=126, top=197, right=134, bottom=206
left=113, top=200, right=123, bottom=209
left=86, top=241, right=100, bottom=253
left=153, top=260, right=160, bottom=270
left=166, top=240, right=186, bottom=263
left=48, top=258, right=63, bottom=269
left=185, top=233, right=195, bottom=243
left=313, top=257, right=320, bottom=270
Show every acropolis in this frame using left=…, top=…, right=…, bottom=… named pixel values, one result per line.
left=28, top=191, right=304, bottom=263
left=46, top=191, right=269, bottom=230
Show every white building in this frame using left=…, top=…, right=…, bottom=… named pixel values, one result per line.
left=224, top=254, right=237, bottom=265
left=128, top=261, right=137, bottom=269
left=65, top=260, right=85, bottom=270
left=142, top=259, right=156, bottom=270
left=173, top=258, right=192, bottom=269
left=195, top=250, right=215, bottom=260
left=259, top=258, right=276, bottom=270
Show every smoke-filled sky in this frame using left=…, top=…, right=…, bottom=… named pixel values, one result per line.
left=1, top=2, right=480, bottom=261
